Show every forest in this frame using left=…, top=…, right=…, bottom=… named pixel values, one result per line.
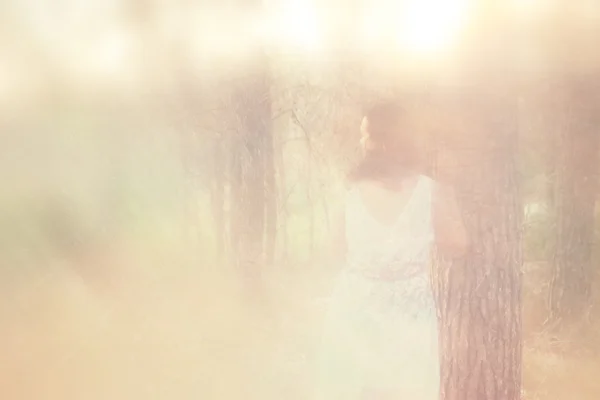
left=1, top=1, right=599, bottom=400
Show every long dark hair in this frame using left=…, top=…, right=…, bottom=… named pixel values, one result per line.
left=348, top=100, right=420, bottom=182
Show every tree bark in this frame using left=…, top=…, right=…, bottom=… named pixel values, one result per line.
left=436, top=87, right=523, bottom=400
left=548, top=81, right=600, bottom=325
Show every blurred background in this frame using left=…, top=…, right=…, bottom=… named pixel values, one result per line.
left=1, top=1, right=600, bottom=399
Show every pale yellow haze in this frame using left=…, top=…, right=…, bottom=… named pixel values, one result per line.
left=400, top=0, right=471, bottom=54
left=264, top=0, right=472, bottom=54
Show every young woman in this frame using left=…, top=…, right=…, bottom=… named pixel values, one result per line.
left=315, top=100, right=468, bottom=399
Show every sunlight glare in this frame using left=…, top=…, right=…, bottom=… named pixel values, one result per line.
left=512, top=0, right=554, bottom=21
left=276, top=1, right=321, bottom=51
left=513, top=0, right=542, bottom=16
left=399, top=0, right=470, bottom=54
left=360, top=9, right=389, bottom=49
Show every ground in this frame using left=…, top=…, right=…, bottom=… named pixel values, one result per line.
left=1, top=249, right=599, bottom=399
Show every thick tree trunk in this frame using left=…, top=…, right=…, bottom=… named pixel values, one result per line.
left=436, top=88, right=523, bottom=400
left=548, top=81, right=600, bottom=325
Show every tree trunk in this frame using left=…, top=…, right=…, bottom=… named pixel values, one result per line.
left=306, top=135, right=315, bottom=259
left=548, top=81, right=600, bottom=325
left=177, top=100, right=204, bottom=251
left=228, top=47, right=274, bottom=296
left=274, top=121, right=289, bottom=264
left=292, top=110, right=316, bottom=260
left=436, top=87, right=523, bottom=400
left=264, top=101, right=277, bottom=270
left=211, top=132, right=226, bottom=265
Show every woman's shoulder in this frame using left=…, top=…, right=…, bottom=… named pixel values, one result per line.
left=424, top=174, right=439, bottom=190
left=418, top=173, right=435, bottom=184
left=415, top=173, right=439, bottom=200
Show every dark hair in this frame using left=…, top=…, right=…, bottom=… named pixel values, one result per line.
left=348, top=100, right=419, bottom=181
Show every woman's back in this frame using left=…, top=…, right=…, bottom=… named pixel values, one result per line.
left=344, top=174, right=435, bottom=279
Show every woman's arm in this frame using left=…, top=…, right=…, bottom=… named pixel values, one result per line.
left=432, top=182, right=469, bottom=259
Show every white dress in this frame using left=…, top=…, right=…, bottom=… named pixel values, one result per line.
left=315, top=175, right=440, bottom=399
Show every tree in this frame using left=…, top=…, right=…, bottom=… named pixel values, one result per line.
left=547, top=79, right=600, bottom=325
left=228, top=20, right=276, bottom=296
left=434, top=84, right=522, bottom=400
left=522, top=3, right=600, bottom=326
left=211, top=128, right=228, bottom=266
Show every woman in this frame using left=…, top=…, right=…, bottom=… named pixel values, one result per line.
left=315, top=100, right=468, bottom=399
